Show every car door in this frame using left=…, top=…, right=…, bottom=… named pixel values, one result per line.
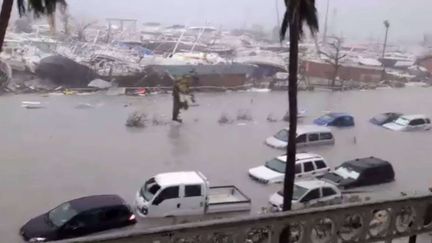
left=321, top=187, right=339, bottom=204
left=408, top=119, right=425, bottom=131
left=314, top=160, right=330, bottom=176
left=295, top=163, right=304, bottom=179
left=177, top=184, right=205, bottom=216
left=299, top=188, right=321, bottom=208
left=302, top=161, right=316, bottom=178
left=60, top=212, right=97, bottom=239
left=319, top=132, right=334, bottom=145
left=97, top=206, right=130, bottom=231
left=296, top=134, right=307, bottom=147
left=307, top=133, right=320, bottom=146
left=425, top=118, right=432, bottom=130
left=151, top=186, right=181, bottom=217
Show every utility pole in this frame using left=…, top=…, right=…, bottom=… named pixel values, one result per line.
left=381, top=20, right=390, bottom=81
left=322, top=0, right=330, bottom=44
left=382, top=20, right=390, bottom=58
left=275, top=0, right=280, bottom=28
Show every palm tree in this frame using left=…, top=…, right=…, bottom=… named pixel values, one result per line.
left=0, top=0, right=67, bottom=52
left=0, top=0, right=14, bottom=52
left=280, top=0, right=319, bottom=212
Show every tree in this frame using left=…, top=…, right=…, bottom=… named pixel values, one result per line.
left=320, top=36, right=347, bottom=88
left=0, top=0, right=14, bottom=52
left=0, top=0, right=67, bottom=52
left=280, top=0, right=319, bottom=214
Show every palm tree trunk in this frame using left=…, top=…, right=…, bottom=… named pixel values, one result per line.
left=280, top=13, right=300, bottom=243
left=282, top=14, right=300, bottom=212
left=0, top=0, right=14, bottom=52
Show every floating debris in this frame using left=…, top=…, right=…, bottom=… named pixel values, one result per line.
left=152, top=114, right=169, bottom=126
left=75, top=103, right=94, bottom=109
left=126, top=111, right=147, bottom=128
left=266, top=113, right=278, bottom=122
left=282, top=110, right=307, bottom=121
left=218, top=113, right=234, bottom=125
left=21, top=101, right=45, bottom=109
left=236, top=109, right=253, bottom=121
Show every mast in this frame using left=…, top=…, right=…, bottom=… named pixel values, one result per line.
left=322, top=0, right=330, bottom=43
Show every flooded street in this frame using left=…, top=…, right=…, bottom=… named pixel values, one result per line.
left=2, top=88, right=432, bottom=242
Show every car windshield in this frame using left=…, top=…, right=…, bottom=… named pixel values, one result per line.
left=141, top=178, right=161, bottom=201
left=319, top=114, right=335, bottom=122
left=373, top=114, right=388, bottom=123
left=274, top=129, right=288, bottom=142
left=394, top=117, right=409, bottom=126
left=265, top=158, right=286, bottom=173
left=277, top=185, right=308, bottom=201
left=48, top=202, right=79, bottom=227
left=335, top=166, right=360, bottom=180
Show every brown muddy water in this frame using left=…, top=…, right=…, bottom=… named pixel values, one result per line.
left=1, top=88, right=432, bottom=242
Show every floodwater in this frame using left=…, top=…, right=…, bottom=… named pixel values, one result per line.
left=1, top=88, right=432, bottom=242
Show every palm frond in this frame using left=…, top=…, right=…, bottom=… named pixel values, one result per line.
left=280, top=0, right=319, bottom=41
left=17, top=0, right=67, bottom=17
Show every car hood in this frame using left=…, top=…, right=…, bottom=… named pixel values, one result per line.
left=249, top=166, right=283, bottom=182
left=269, top=192, right=300, bottom=211
left=20, top=214, right=57, bottom=241
left=383, top=122, right=405, bottom=131
left=321, top=172, right=355, bottom=187
left=313, top=118, right=330, bottom=126
left=265, top=136, right=287, bottom=149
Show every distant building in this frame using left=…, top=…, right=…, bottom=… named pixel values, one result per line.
left=416, top=55, right=432, bottom=74
left=303, top=60, right=383, bottom=82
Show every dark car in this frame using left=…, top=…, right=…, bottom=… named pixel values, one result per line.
left=370, top=112, right=403, bottom=126
left=20, top=195, right=136, bottom=242
left=313, top=113, right=355, bottom=127
left=320, top=157, right=395, bottom=189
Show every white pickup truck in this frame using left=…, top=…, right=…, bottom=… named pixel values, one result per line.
left=135, top=171, right=251, bottom=217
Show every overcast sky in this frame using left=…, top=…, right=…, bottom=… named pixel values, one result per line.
left=21, top=0, right=432, bottom=42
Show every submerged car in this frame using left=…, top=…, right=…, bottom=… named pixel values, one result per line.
left=265, top=125, right=335, bottom=149
left=313, top=113, right=355, bottom=127
left=248, top=153, right=330, bottom=184
left=320, top=157, right=395, bottom=189
left=269, top=179, right=342, bottom=211
left=20, top=195, right=136, bottom=242
left=383, top=114, right=431, bottom=131
left=369, top=112, right=402, bottom=126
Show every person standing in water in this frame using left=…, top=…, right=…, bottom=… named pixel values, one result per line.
left=172, top=73, right=195, bottom=122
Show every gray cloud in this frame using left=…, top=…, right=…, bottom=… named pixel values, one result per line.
left=64, top=0, right=432, bottom=42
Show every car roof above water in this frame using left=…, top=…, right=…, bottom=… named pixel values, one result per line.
left=399, top=114, right=430, bottom=120
left=341, top=157, right=393, bottom=171
left=155, top=171, right=205, bottom=187
left=282, top=125, right=332, bottom=134
left=276, top=153, right=324, bottom=162
left=296, top=179, right=338, bottom=190
left=69, top=195, right=127, bottom=212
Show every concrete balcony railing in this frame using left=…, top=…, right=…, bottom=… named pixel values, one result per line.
left=65, top=193, right=432, bottom=243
